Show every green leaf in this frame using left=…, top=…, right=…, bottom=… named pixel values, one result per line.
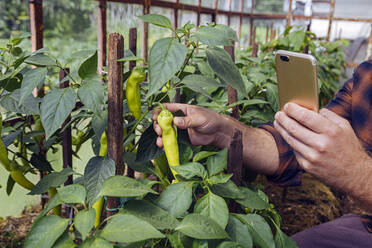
left=193, top=151, right=217, bottom=162
left=181, top=74, right=222, bottom=89
left=57, top=184, right=86, bottom=205
left=124, top=151, right=153, bottom=173
left=179, top=142, right=193, bottom=164
left=266, top=83, right=279, bottom=112
left=40, top=87, right=77, bottom=140
left=194, top=192, right=229, bottom=229
left=25, top=54, right=56, bottom=67
left=99, top=175, right=157, bottom=198
left=100, top=213, right=165, bottom=243
left=192, top=26, right=233, bottom=46
left=30, top=153, right=53, bottom=172
left=0, top=89, right=40, bottom=115
left=237, top=214, right=275, bottom=248
left=147, top=37, right=187, bottom=97
left=166, top=232, right=185, bottom=248
left=217, top=242, right=242, bottom=248
left=157, top=181, right=194, bottom=217
left=138, top=14, right=172, bottom=29
left=74, top=209, right=96, bottom=240
left=135, top=125, right=164, bottom=162
left=208, top=174, right=233, bottom=185
left=210, top=180, right=243, bottom=199
left=78, top=51, right=98, bottom=79
left=288, top=30, right=306, bottom=51
left=197, top=61, right=214, bottom=78
left=6, top=174, right=15, bottom=196
left=274, top=228, right=298, bottom=248
left=206, top=148, right=227, bottom=176
left=25, top=215, right=69, bottom=248
left=206, top=46, right=246, bottom=95
left=226, top=215, right=253, bottom=248
left=176, top=214, right=229, bottom=240
left=122, top=200, right=179, bottom=230
left=19, top=68, right=47, bottom=105
left=81, top=237, right=113, bottom=248
left=78, top=79, right=104, bottom=114
left=29, top=168, right=74, bottom=195
left=36, top=194, right=63, bottom=221
left=215, top=24, right=238, bottom=42
left=172, top=162, right=207, bottom=179
left=84, top=156, right=115, bottom=206
left=53, top=231, right=76, bottom=248
left=235, top=187, right=270, bottom=211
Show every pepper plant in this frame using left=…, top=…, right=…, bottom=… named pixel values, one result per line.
left=0, top=13, right=345, bottom=248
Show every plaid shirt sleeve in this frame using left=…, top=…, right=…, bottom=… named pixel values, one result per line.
left=259, top=78, right=354, bottom=186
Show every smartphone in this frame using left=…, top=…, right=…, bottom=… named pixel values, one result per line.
left=275, top=50, right=319, bottom=112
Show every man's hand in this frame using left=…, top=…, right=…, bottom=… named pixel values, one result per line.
left=274, top=102, right=371, bottom=196
left=152, top=103, right=234, bottom=149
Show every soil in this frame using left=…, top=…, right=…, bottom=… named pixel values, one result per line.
left=261, top=173, right=369, bottom=236
left=0, top=173, right=367, bottom=246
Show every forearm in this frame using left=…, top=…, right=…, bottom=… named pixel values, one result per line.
left=214, top=115, right=279, bottom=176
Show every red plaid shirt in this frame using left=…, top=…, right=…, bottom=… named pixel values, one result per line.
left=260, top=59, right=372, bottom=232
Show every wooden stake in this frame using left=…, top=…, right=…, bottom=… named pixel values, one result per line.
left=29, top=0, right=43, bottom=52
left=227, top=129, right=243, bottom=212
left=211, top=0, right=218, bottom=23
left=248, top=0, right=255, bottom=46
left=173, top=0, right=179, bottom=31
left=106, top=33, right=124, bottom=216
left=129, top=28, right=137, bottom=70
left=196, top=0, right=202, bottom=26
left=227, top=0, right=232, bottom=26
left=142, top=0, right=150, bottom=63
left=98, top=0, right=107, bottom=75
left=286, top=0, right=293, bottom=28
left=326, top=0, right=335, bottom=41
left=59, top=68, right=73, bottom=218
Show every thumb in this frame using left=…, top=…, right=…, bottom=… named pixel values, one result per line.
left=173, top=116, right=195, bottom=129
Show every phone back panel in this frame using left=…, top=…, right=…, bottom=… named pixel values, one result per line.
left=275, top=50, right=319, bottom=112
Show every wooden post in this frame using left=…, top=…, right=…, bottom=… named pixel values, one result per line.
left=252, top=42, right=258, bottom=57
left=237, top=0, right=244, bottom=47
left=286, top=0, right=293, bottom=28
left=196, top=0, right=202, bottom=26
left=98, top=0, right=107, bottom=75
left=59, top=68, right=73, bottom=218
left=142, top=0, right=150, bottom=63
left=29, top=0, right=43, bottom=53
left=129, top=28, right=137, bottom=70
left=173, top=0, right=179, bottom=31
left=326, top=0, right=335, bottom=41
left=224, top=44, right=239, bottom=120
left=106, top=33, right=124, bottom=216
left=227, top=0, right=232, bottom=26
left=211, top=0, right=218, bottom=23
left=249, top=0, right=254, bottom=46
left=265, top=24, right=269, bottom=42
left=227, top=129, right=243, bottom=212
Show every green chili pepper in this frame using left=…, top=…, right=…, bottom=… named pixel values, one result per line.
left=48, top=187, right=61, bottom=216
left=126, top=67, right=146, bottom=120
left=157, top=103, right=179, bottom=181
left=10, top=167, right=34, bottom=190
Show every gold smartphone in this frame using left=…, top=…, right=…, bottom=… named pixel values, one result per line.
left=275, top=50, right=319, bottom=112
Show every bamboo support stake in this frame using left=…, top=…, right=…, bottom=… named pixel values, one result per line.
left=196, top=0, right=202, bottom=26
left=286, top=0, right=293, bottom=28
left=59, top=68, right=73, bottom=218
left=142, top=0, right=150, bottom=63
left=326, top=0, right=335, bottom=41
left=98, top=0, right=107, bottom=75
left=107, top=33, right=124, bottom=216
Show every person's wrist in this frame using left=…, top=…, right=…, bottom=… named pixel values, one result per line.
left=212, top=114, right=236, bottom=149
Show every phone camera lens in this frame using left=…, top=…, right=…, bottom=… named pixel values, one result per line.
left=280, top=55, right=289, bottom=62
